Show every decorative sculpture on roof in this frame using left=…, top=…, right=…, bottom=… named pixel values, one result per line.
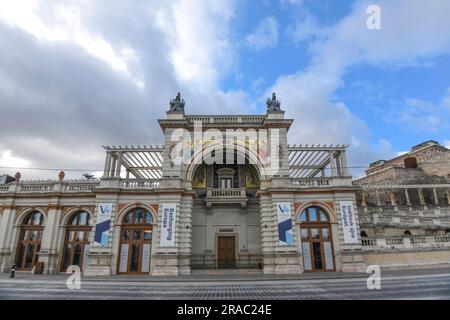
left=266, top=92, right=281, bottom=111
left=169, top=92, right=185, bottom=112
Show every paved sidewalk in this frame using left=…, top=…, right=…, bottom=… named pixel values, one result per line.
left=1, top=267, right=449, bottom=283
left=2, top=268, right=450, bottom=299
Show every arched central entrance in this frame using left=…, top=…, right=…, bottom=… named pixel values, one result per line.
left=188, top=148, right=263, bottom=271
left=299, top=206, right=335, bottom=272
left=117, top=207, right=154, bottom=274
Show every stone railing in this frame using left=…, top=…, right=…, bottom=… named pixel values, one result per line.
left=65, top=181, right=99, bottom=192
left=207, top=188, right=246, bottom=198
left=120, top=179, right=160, bottom=189
left=292, top=178, right=331, bottom=188
left=359, top=213, right=450, bottom=227
left=361, top=235, right=450, bottom=251
left=0, top=180, right=100, bottom=194
left=186, top=116, right=265, bottom=125
left=204, top=188, right=247, bottom=207
left=292, top=177, right=354, bottom=188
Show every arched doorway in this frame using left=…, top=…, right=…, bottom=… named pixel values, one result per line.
left=60, top=211, right=91, bottom=272
left=117, top=207, right=154, bottom=274
left=299, top=206, right=335, bottom=272
left=15, top=211, right=44, bottom=271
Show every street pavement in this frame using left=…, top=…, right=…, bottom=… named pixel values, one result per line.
left=0, top=268, right=450, bottom=300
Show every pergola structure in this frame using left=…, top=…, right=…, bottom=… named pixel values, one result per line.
left=288, top=144, right=350, bottom=179
left=102, top=145, right=163, bottom=179
left=102, top=144, right=350, bottom=181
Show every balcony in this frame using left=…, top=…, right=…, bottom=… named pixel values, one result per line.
left=204, top=188, right=248, bottom=208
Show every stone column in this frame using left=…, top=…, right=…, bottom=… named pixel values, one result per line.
left=110, top=156, right=116, bottom=178
left=152, top=194, right=184, bottom=276
left=433, top=188, right=439, bottom=206
left=115, top=152, right=122, bottom=177
left=375, top=189, right=381, bottom=207
left=446, top=189, right=450, bottom=205
left=339, top=151, right=350, bottom=177
left=38, top=199, right=63, bottom=274
left=260, top=194, right=301, bottom=274
left=390, top=191, right=397, bottom=207
left=84, top=200, right=118, bottom=276
left=0, top=203, right=16, bottom=273
left=405, top=189, right=411, bottom=206
left=361, top=192, right=367, bottom=207
left=418, top=189, right=425, bottom=206
left=103, top=152, right=112, bottom=178
left=259, top=195, right=276, bottom=274
left=329, top=151, right=337, bottom=177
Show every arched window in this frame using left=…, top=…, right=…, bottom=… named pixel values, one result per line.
left=61, top=211, right=91, bottom=272
left=16, top=211, right=44, bottom=270
left=118, top=207, right=154, bottom=274
left=404, top=230, right=412, bottom=236
left=360, top=231, right=368, bottom=238
left=299, top=206, right=330, bottom=223
left=122, top=207, right=154, bottom=225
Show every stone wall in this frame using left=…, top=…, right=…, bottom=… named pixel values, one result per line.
left=364, top=249, right=450, bottom=270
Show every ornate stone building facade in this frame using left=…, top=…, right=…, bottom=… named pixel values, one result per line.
left=354, top=141, right=450, bottom=269
left=0, top=95, right=449, bottom=276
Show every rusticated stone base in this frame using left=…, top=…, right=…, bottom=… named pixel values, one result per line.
left=263, top=253, right=302, bottom=274
left=0, top=250, right=12, bottom=273
left=151, top=254, right=180, bottom=276
left=339, top=249, right=367, bottom=272
left=38, top=250, right=60, bottom=275
left=83, top=252, right=112, bottom=276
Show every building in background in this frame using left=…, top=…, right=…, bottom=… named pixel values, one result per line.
left=354, top=141, right=450, bottom=269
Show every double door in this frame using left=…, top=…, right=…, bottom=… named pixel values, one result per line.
left=217, top=236, right=235, bottom=268
left=300, top=225, right=335, bottom=272
left=118, top=226, right=152, bottom=274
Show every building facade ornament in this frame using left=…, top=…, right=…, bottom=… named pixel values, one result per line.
left=266, top=92, right=281, bottom=112
left=169, top=92, right=185, bottom=113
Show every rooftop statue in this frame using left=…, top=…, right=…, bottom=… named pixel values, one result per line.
left=266, top=92, right=281, bottom=111
left=169, top=92, right=185, bottom=112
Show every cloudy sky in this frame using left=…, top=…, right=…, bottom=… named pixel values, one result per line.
left=0, top=0, right=449, bottom=180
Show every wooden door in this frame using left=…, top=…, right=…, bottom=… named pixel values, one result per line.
left=118, top=227, right=152, bottom=274
left=217, top=236, right=235, bottom=268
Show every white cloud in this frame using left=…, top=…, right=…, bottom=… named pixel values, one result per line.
left=285, top=14, right=326, bottom=43
left=384, top=89, right=450, bottom=133
left=280, top=0, right=304, bottom=6
left=0, top=150, right=30, bottom=168
left=266, top=0, right=450, bottom=175
left=444, top=140, right=450, bottom=149
left=0, top=0, right=251, bottom=179
left=245, top=16, right=278, bottom=51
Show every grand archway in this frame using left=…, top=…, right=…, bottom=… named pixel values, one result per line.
left=188, top=147, right=263, bottom=270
